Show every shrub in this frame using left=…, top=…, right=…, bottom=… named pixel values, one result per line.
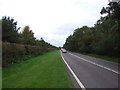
left=2, top=42, right=52, bottom=67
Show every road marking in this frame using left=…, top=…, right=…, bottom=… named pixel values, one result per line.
left=60, top=51, right=86, bottom=90
left=69, top=53, right=119, bottom=75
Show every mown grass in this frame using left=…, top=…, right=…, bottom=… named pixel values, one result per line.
left=3, top=50, right=73, bottom=88
left=81, top=53, right=119, bottom=63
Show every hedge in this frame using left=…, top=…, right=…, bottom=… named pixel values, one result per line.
left=2, top=42, right=53, bottom=67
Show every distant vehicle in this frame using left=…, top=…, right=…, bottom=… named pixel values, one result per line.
left=61, top=48, right=67, bottom=53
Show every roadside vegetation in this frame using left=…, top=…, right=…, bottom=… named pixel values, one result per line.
left=2, top=42, right=55, bottom=67
left=80, top=52, right=119, bottom=63
left=1, top=16, right=57, bottom=67
left=64, top=2, right=120, bottom=63
left=3, top=50, right=73, bottom=88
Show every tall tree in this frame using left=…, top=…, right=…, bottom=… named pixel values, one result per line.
left=2, top=16, right=20, bottom=43
left=19, top=26, right=35, bottom=45
left=100, top=1, right=120, bottom=20
left=64, top=1, right=120, bottom=57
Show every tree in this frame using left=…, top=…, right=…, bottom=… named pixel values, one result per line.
left=2, top=16, right=20, bottom=43
left=64, top=26, right=95, bottom=52
left=64, top=1, right=120, bottom=57
left=100, top=1, right=120, bottom=20
left=19, top=26, right=35, bottom=45
left=35, top=38, right=57, bottom=48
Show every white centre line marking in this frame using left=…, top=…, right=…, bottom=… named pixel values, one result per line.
left=60, top=51, right=86, bottom=90
left=69, top=53, right=119, bottom=75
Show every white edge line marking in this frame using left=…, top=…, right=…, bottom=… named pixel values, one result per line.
left=69, top=53, right=119, bottom=75
left=60, top=51, right=86, bottom=90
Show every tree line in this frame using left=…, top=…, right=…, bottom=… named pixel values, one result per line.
left=2, top=16, right=56, bottom=48
left=1, top=16, right=57, bottom=67
left=64, top=1, right=120, bottom=57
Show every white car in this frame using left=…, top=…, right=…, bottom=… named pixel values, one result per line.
left=61, top=48, right=67, bottom=53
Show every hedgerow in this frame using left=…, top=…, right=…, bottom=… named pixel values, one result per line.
left=2, top=42, right=53, bottom=67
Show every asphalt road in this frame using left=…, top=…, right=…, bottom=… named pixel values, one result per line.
left=61, top=51, right=119, bottom=89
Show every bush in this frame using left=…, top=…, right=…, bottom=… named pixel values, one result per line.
left=2, top=42, right=52, bottom=67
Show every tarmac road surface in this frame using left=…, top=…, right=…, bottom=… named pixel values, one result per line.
left=61, top=51, right=119, bottom=89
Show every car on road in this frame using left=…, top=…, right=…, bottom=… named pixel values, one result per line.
left=61, top=48, right=67, bottom=53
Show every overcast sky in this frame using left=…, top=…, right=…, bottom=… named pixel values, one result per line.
left=0, top=0, right=109, bottom=47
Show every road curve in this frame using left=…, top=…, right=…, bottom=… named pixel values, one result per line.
left=61, top=51, right=119, bottom=89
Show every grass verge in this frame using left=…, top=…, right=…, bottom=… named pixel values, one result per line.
left=3, top=50, right=73, bottom=88
left=81, top=53, right=119, bottom=63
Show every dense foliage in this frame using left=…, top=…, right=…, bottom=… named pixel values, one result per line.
left=2, top=42, right=54, bottom=67
left=2, top=16, right=57, bottom=67
left=19, top=26, right=36, bottom=45
left=64, top=2, right=120, bottom=57
left=2, top=16, right=56, bottom=48
left=2, top=16, right=20, bottom=43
